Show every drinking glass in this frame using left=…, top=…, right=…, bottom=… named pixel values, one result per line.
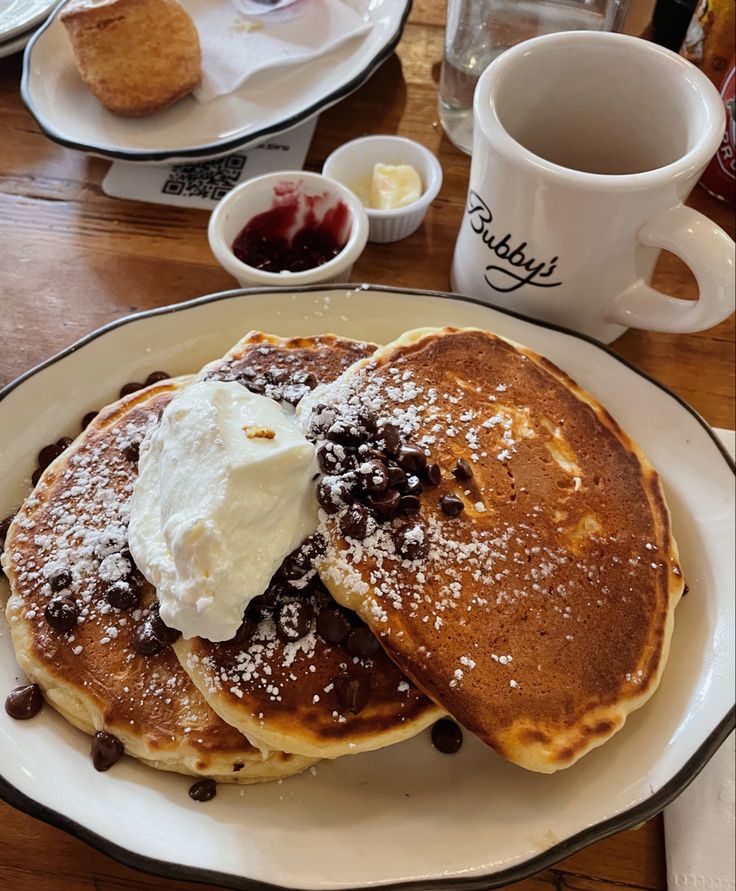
left=439, top=0, right=631, bottom=154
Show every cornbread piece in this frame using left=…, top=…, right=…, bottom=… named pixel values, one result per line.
left=2, top=378, right=315, bottom=782
left=174, top=333, right=444, bottom=759
left=304, top=327, right=684, bottom=773
left=61, top=0, right=201, bottom=117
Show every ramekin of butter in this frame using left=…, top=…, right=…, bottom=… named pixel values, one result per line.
left=208, top=171, right=369, bottom=287
left=322, top=135, right=443, bottom=243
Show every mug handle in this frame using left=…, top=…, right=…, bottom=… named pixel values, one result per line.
left=607, top=204, right=735, bottom=333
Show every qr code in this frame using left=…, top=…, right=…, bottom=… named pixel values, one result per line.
left=161, top=154, right=247, bottom=201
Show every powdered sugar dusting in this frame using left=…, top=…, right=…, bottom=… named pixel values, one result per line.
left=301, top=331, right=667, bottom=711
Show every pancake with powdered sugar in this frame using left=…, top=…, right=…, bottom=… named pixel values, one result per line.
left=2, top=377, right=315, bottom=782
left=299, top=327, right=684, bottom=773
left=173, top=332, right=444, bottom=759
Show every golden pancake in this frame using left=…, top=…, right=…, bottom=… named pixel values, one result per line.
left=61, top=0, right=201, bottom=117
left=197, top=330, right=380, bottom=399
left=2, top=378, right=314, bottom=782
left=174, top=332, right=444, bottom=758
left=301, top=327, right=684, bottom=773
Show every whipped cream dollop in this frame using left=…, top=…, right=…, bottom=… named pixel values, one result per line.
left=128, top=381, right=318, bottom=641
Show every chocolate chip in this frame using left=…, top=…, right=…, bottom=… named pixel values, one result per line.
left=317, top=477, right=354, bottom=515
left=132, top=621, right=163, bottom=656
left=126, top=562, right=147, bottom=597
left=316, top=442, right=340, bottom=474
left=280, top=549, right=311, bottom=580
left=291, top=371, right=317, bottom=390
left=150, top=612, right=181, bottom=646
left=0, top=513, right=15, bottom=547
left=424, top=463, right=442, bottom=487
left=365, top=488, right=401, bottom=520
left=37, top=443, right=64, bottom=470
left=397, top=444, right=427, bottom=475
left=145, top=371, right=170, bottom=386
left=123, top=442, right=140, bottom=463
left=268, top=366, right=289, bottom=384
left=345, top=626, right=380, bottom=658
left=46, top=568, right=71, bottom=592
left=282, top=385, right=310, bottom=406
left=223, top=614, right=256, bottom=647
left=251, top=578, right=285, bottom=612
left=453, top=458, right=474, bottom=481
left=56, top=437, right=74, bottom=450
left=119, top=382, right=144, bottom=398
left=327, top=420, right=362, bottom=447
left=316, top=608, right=351, bottom=644
left=244, top=377, right=266, bottom=395
left=189, top=778, right=217, bottom=802
left=81, top=411, right=98, bottom=430
left=308, top=403, right=334, bottom=436
left=393, top=523, right=429, bottom=561
left=387, top=465, right=406, bottom=488
left=439, top=494, right=465, bottom=517
left=358, top=410, right=378, bottom=434
left=339, top=503, right=370, bottom=540
left=31, top=468, right=43, bottom=487
left=334, top=674, right=371, bottom=715
left=5, top=684, right=43, bottom=720
left=359, top=459, right=389, bottom=495
left=304, top=532, right=327, bottom=561
left=400, top=494, right=421, bottom=515
left=403, top=474, right=423, bottom=497
left=375, top=421, right=400, bottom=456
left=276, top=601, right=312, bottom=642
left=91, top=730, right=124, bottom=771
left=44, top=596, right=78, bottom=632
left=106, top=580, right=140, bottom=610
left=431, top=718, right=463, bottom=754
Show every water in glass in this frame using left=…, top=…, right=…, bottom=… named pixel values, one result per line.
left=439, top=0, right=629, bottom=154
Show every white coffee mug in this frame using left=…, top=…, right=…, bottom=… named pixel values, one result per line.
left=450, top=32, right=735, bottom=343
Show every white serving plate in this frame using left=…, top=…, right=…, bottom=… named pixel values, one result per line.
left=0, top=23, right=35, bottom=59
left=0, top=0, right=55, bottom=42
left=21, top=0, right=411, bottom=163
left=0, top=285, right=733, bottom=891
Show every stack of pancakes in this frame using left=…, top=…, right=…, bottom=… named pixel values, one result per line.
left=1, top=325, right=683, bottom=784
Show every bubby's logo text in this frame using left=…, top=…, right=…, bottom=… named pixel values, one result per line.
left=466, top=191, right=562, bottom=293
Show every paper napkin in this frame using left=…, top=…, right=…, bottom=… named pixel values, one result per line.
left=664, top=426, right=734, bottom=891
left=178, top=0, right=371, bottom=104
left=665, top=732, right=735, bottom=891
left=101, top=117, right=316, bottom=209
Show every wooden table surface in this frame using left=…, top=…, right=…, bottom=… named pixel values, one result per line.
left=0, top=1, right=733, bottom=890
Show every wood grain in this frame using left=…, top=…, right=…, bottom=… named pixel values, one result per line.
left=0, top=0, right=732, bottom=889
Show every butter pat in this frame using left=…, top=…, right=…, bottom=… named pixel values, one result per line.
left=128, top=381, right=318, bottom=642
left=369, top=163, right=423, bottom=210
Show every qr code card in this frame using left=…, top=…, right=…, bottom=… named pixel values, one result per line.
left=102, top=118, right=317, bottom=209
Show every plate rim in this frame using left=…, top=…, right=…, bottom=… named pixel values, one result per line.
left=0, top=0, right=55, bottom=43
left=19, top=0, right=413, bottom=163
left=0, top=20, right=40, bottom=58
left=0, top=283, right=734, bottom=891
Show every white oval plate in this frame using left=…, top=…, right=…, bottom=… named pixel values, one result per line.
left=0, top=285, right=733, bottom=891
left=0, top=23, right=36, bottom=59
left=0, top=0, right=55, bottom=42
left=20, top=0, right=410, bottom=163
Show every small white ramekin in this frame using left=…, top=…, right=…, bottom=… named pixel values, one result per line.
left=208, top=170, right=369, bottom=287
left=322, top=135, right=443, bottom=244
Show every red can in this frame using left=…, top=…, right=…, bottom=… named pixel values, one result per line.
left=699, top=61, right=736, bottom=204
